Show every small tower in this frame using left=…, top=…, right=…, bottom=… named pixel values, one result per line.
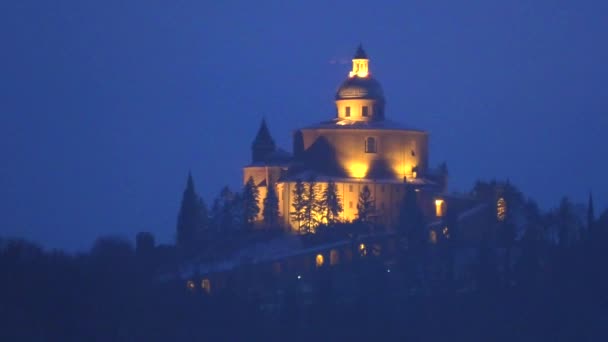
left=349, top=44, right=370, bottom=78
left=251, top=119, right=276, bottom=163
left=335, top=45, right=385, bottom=121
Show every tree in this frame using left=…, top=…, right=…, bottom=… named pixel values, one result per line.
left=210, top=186, right=242, bottom=233
left=290, top=180, right=306, bottom=232
left=176, top=173, right=207, bottom=255
left=356, top=185, right=375, bottom=223
left=557, top=197, right=578, bottom=249
left=242, top=177, right=260, bottom=229
left=302, top=178, right=321, bottom=233
left=263, top=184, right=280, bottom=228
left=398, top=185, right=426, bottom=244
left=322, top=180, right=343, bottom=225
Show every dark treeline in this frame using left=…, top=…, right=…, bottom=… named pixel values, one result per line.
left=2, top=178, right=608, bottom=341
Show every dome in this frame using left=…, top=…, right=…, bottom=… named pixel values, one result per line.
left=335, top=76, right=385, bottom=101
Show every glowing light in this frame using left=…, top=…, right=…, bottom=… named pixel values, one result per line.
left=186, top=280, right=195, bottom=290
left=349, top=58, right=369, bottom=78
left=435, top=199, right=445, bottom=217
left=387, top=269, right=391, bottom=273
left=297, top=275, right=302, bottom=280
left=442, top=226, right=450, bottom=239
left=359, top=243, right=367, bottom=256
left=348, top=162, right=368, bottom=178
left=315, top=254, right=324, bottom=268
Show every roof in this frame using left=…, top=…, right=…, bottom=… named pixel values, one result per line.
left=252, top=119, right=275, bottom=148
left=245, top=148, right=292, bottom=167
left=301, top=118, right=426, bottom=132
left=335, top=75, right=384, bottom=101
left=354, top=44, right=368, bottom=59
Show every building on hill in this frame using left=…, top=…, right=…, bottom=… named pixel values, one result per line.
left=243, top=45, right=448, bottom=231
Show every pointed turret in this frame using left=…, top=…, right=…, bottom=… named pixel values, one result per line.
left=252, top=119, right=276, bottom=163
left=354, top=44, right=368, bottom=59
left=349, top=44, right=370, bottom=78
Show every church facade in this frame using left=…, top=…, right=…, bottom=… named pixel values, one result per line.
left=243, top=46, right=448, bottom=231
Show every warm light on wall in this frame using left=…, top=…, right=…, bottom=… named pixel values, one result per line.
left=349, top=58, right=369, bottom=78
left=435, top=199, right=445, bottom=217
left=348, top=162, right=368, bottom=178
left=316, top=254, right=324, bottom=268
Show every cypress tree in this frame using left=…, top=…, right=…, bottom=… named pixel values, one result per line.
left=263, top=184, right=280, bottom=228
left=242, top=177, right=260, bottom=229
left=322, top=180, right=343, bottom=225
left=356, top=185, right=375, bottom=223
left=176, top=172, right=207, bottom=255
left=303, top=178, right=321, bottom=233
left=290, top=180, right=306, bottom=233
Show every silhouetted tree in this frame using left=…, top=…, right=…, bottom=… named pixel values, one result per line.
left=398, top=185, right=426, bottom=244
left=135, top=232, right=155, bottom=257
left=242, top=176, right=260, bottom=229
left=263, top=184, right=279, bottom=227
left=322, top=180, right=343, bottom=225
left=176, top=173, right=207, bottom=255
left=290, top=180, right=306, bottom=232
left=557, top=197, right=579, bottom=249
left=210, top=186, right=242, bottom=233
left=357, top=185, right=375, bottom=223
left=302, top=178, right=322, bottom=233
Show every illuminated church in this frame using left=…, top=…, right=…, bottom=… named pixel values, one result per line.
left=244, top=46, right=448, bottom=230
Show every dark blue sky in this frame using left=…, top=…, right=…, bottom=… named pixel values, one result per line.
left=1, top=0, right=607, bottom=251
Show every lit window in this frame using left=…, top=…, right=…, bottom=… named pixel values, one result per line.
left=362, top=106, right=369, bottom=117
left=201, top=278, right=211, bottom=294
left=316, top=254, right=324, bottom=268
left=365, top=137, right=376, bottom=153
left=435, top=199, right=445, bottom=217
left=429, top=230, right=438, bottom=244
left=497, top=197, right=507, bottom=221
left=359, top=243, right=367, bottom=256
left=349, top=185, right=353, bottom=192
left=345, top=106, right=351, bottom=117
left=349, top=201, right=353, bottom=209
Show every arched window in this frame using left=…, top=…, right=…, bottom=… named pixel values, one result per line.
left=316, top=254, right=324, bottom=268
left=201, top=278, right=211, bottom=294
left=365, top=137, right=376, bottom=153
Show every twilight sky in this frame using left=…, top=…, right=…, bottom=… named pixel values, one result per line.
left=1, top=0, right=607, bottom=251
